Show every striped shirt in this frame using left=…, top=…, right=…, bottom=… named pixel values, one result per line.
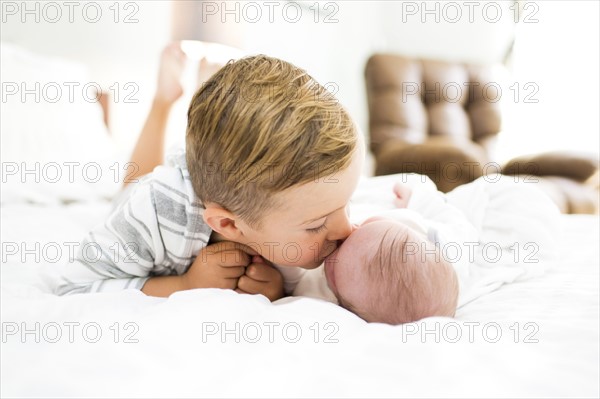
left=56, top=149, right=304, bottom=295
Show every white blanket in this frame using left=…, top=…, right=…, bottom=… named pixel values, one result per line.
left=1, top=175, right=598, bottom=398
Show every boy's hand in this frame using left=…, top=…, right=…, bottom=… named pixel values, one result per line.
left=181, top=241, right=256, bottom=291
left=393, top=182, right=413, bottom=208
left=237, top=256, right=284, bottom=302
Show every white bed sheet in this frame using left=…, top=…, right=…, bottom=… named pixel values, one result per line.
left=1, top=178, right=598, bottom=398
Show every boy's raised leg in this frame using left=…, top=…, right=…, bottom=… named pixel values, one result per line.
left=126, top=42, right=186, bottom=185
left=125, top=43, right=228, bottom=185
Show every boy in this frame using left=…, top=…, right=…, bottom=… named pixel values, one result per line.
left=56, top=43, right=364, bottom=300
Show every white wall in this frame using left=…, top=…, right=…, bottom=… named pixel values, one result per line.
left=497, top=0, right=600, bottom=162
left=1, top=0, right=172, bottom=150
left=2, top=1, right=597, bottom=167
left=239, top=1, right=512, bottom=130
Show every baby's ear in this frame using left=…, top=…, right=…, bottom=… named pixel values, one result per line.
left=203, top=204, right=243, bottom=240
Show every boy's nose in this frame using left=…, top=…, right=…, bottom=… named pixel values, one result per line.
left=335, top=224, right=358, bottom=247
left=327, top=211, right=353, bottom=242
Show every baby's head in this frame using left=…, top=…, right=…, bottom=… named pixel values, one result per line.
left=324, top=217, right=458, bottom=324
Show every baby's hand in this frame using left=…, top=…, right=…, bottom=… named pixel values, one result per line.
left=182, top=241, right=254, bottom=291
left=237, top=256, right=284, bottom=302
left=155, top=42, right=186, bottom=106
left=393, top=182, right=412, bottom=208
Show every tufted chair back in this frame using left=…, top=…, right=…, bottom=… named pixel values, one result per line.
left=365, top=54, right=503, bottom=191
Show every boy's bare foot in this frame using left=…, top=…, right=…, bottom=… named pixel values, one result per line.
left=197, top=57, right=225, bottom=89
left=179, top=40, right=242, bottom=90
left=155, top=42, right=186, bottom=106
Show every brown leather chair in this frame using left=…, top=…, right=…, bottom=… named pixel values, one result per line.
left=502, top=152, right=599, bottom=214
left=365, top=53, right=599, bottom=213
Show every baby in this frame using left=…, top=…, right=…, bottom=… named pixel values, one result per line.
left=321, top=181, right=462, bottom=325
left=294, top=177, right=473, bottom=324
left=296, top=174, right=560, bottom=325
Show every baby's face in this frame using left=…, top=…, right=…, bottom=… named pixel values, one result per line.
left=324, top=217, right=405, bottom=311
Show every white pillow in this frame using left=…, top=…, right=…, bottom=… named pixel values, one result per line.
left=1, top=42, right=122, bottom=205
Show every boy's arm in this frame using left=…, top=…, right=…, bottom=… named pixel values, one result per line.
left=55, top=177, right=173, bottom=295
left=141, top=275, right=188, bottom=297
left=143, top=242, right=261, bottom=298
left=56, top=166, right=230, bottom=296
left=56, top=159, right=286, bottom=299
left=57, top=169, right=275, bottom=298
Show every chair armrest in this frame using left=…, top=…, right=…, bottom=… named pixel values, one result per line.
left=502, top=151, right=599, bottom=182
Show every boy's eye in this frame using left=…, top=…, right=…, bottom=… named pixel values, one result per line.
left=306, top=224, right=327, bottom=234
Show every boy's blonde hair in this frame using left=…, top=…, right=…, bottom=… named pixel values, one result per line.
left=186, top=55, right=357, bottom=227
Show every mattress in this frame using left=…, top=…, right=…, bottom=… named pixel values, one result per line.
left=1, top=175, right=598, bottom=398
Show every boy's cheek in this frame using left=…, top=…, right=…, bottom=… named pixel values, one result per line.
left=275, top=248, right=325, bottom=269
left=246, top=235, right=329, bottom=268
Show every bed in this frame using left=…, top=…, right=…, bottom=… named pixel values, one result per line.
left=1, top=43, right=599, bottom=398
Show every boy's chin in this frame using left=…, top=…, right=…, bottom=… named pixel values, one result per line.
left=301, top=261, right=324, bottom=270
left=278, top=259, right=323, bottom=270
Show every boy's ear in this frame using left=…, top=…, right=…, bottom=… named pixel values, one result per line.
left=203, top=204, right=244, bottom=240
